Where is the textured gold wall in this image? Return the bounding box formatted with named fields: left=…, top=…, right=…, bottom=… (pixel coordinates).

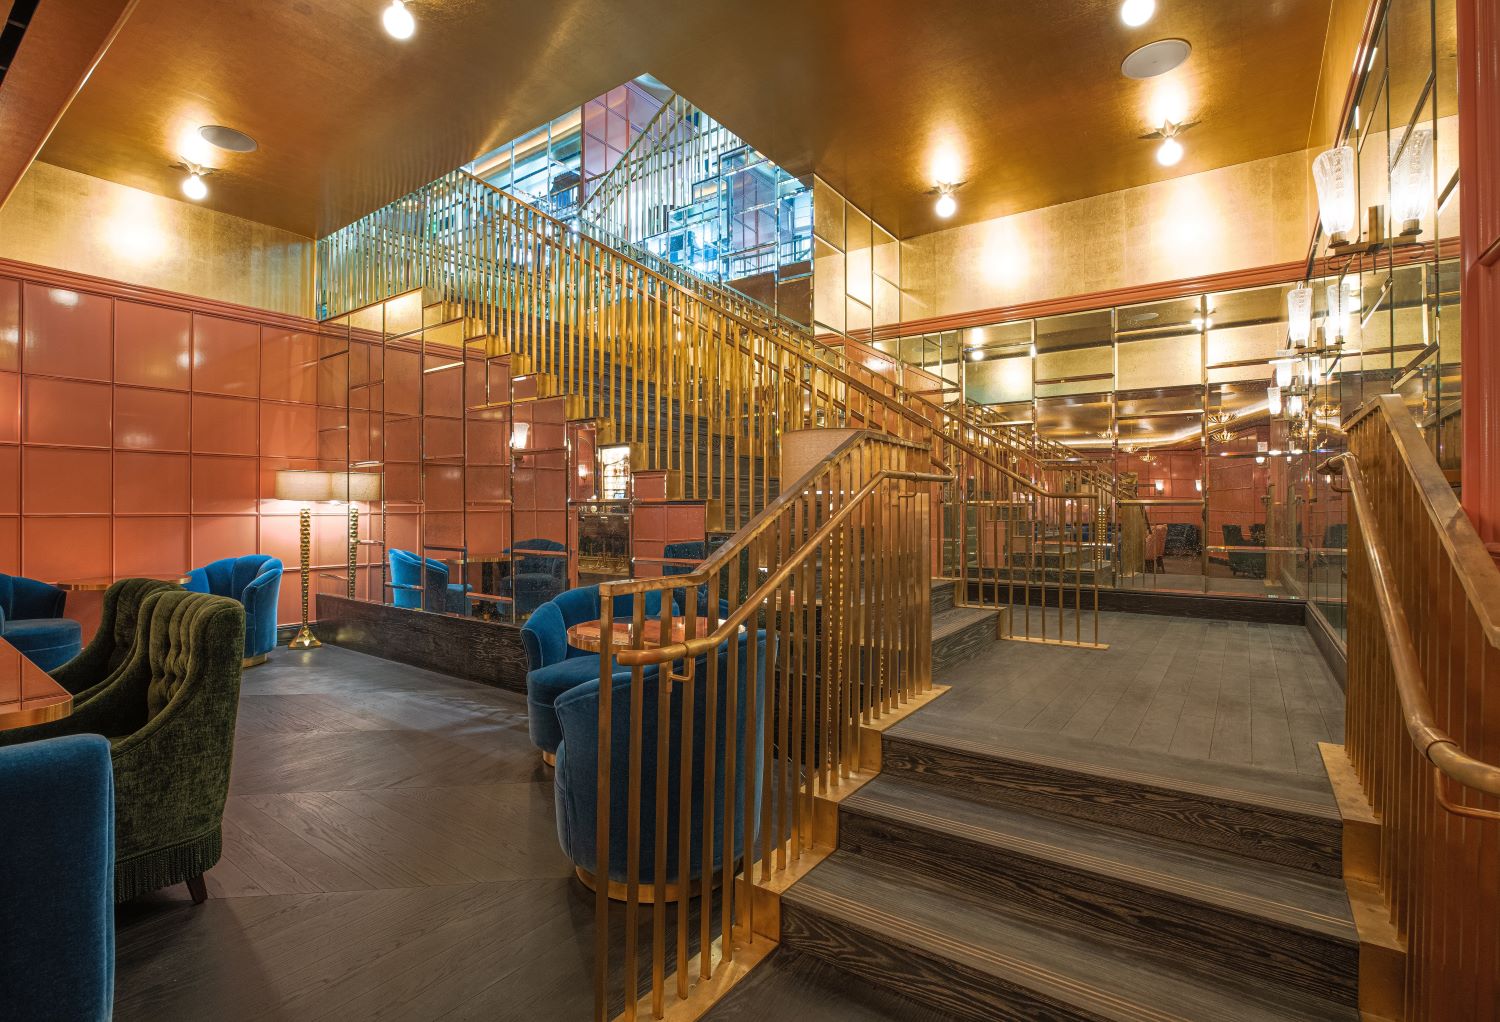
left=899, top=149, right=1313, bottom=323
left=0, top=161, right=314, bottom=317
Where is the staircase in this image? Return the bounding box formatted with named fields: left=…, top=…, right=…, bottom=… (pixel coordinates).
left=707, top=708, right=1360, bottom=1022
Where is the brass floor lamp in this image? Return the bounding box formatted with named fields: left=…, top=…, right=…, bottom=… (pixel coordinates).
left=274, top=469, right=331, bottom=650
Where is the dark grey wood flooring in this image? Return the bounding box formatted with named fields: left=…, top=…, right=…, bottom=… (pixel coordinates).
left=113, top=645, right=594, bottom=1021
left=926, top=610, right=1344, bottom=778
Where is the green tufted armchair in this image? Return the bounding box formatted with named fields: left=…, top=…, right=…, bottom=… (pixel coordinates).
left=0, top=589, right=245, bottom=903
left=51, top=578, right=181, bottom=700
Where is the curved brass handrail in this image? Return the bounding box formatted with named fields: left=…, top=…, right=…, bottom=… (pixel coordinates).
left=1319, top=448, right=1500, bottom=808
left=610, top=464, right=953, bottom=668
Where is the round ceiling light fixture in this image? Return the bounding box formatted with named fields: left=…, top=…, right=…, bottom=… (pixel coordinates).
left=1120, top=0, right=1155, bottom=27
left=382, top=0, right=415, bottom=39
left=930, top=180, right=963, bottom=219
left=1121, top=38, right=1192, bottom=79
left=181, top=170, right=209, bottom=201
left=1156, top=136, right=1183, bottom=166
left=198, top=124, right=258, bottom=153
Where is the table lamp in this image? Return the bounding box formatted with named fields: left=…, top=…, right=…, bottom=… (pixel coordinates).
left=274, top=469, right=332, bottom=650
left=330, top=471, right=382, bottom=600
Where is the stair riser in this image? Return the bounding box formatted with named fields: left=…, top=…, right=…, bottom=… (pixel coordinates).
left=930, top=581, right=955, bottom=616
left=880, top=736, right=1342, bottom=878
left=780, top=902, right=1110, bottom=1022
left=838, top=808, right=1358, bottom=1007
left=931, top=615, right=995, bottom=673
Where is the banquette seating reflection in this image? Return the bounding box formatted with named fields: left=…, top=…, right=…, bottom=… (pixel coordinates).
left=0, top=734, right=115, bottom=1020
left=0, top=573, right=82, bottom=672
left=184, top=555, right=282, bottom=663
left=552, top=628, right=770, bottom=895
left=0, top=589, right=246, bottom=903
left=521, top=585, right=666, bottom=764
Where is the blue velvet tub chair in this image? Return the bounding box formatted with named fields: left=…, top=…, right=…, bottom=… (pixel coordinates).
left=0, top=734, right=115, bottom=1020
left=185, top=555, right=282, bottom=664
left=522, top=585, right=666, bottom=764
left=0, top=573, right=82, bottom=671
left=389, top=548, right=470, bottom=615
left=497, top=538, right=568, bottom=617
left=553, top=629, right=769, bottom=893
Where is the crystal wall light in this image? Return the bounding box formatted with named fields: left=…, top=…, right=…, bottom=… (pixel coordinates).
left=1312, top=146, right=1357, bottom=247
left=1390, top=126, right=1433, bottom=236
left=1287, top=286, right=1313, bottom=346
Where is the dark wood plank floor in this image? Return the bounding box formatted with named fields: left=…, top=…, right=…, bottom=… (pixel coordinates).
left=930, top=611, right=1344, bottom=777
left=113, top=645, right=597, bottom=1021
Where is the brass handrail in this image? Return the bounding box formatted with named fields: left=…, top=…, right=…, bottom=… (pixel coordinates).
left=1320, top=447, right=1500, bottom=806
left=614, top=465, right=952, bottom=667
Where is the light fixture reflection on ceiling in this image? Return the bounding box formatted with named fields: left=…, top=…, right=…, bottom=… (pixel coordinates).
left=382, top=0, right=415, bottom=39
left=1120, top=0, right=1155, bottom=27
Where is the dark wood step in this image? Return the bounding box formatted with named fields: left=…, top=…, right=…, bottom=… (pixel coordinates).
left=780, top=852, right=1357, bottom=1022
left=838, top=774, right=1358, bottom=1006
left=882, top=717, right=1343, bottom=877
left=930, top=578, right=955, bottom=616
left=700, top=948, right=957, bottom=1021
left=930, top=607, right=997, bottom=673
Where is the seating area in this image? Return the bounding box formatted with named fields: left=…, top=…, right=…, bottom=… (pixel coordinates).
left=1, top=574, right=82, bottom=672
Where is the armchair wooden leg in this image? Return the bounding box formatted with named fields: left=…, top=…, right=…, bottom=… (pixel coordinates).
left=186, top=874, right=208, bottom=905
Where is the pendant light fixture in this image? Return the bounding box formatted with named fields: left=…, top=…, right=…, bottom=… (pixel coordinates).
left=382, top=0, right=415, bottom=39
left=1311, top=146, right=1357, bottom=247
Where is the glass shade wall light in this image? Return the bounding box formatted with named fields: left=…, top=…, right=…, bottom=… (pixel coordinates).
left=1312, top=146, right=1358, bottom=247
left=1390, top=126, right=1434, bottom=236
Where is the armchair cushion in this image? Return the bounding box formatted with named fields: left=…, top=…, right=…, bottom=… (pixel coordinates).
left=389, top=549, right=470, bottom=615
left=526, top=657, right=631, bottom=754
left=0, top=734, right=114, bottom=1021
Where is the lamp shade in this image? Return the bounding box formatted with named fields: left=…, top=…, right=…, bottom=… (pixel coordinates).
left=1267, top=385, right=1283, bottom=416
left=1324, top=282, right=1348, bottom=342
left=1286, top=287, right=1313, bottom=346
left=274, top=469, right=332, bottom=503
left=1311, top=146, right=1357, bottom=243
left=1390, top=126, right=1433, bottom=232
left=332, top=471, right=382, bottom=502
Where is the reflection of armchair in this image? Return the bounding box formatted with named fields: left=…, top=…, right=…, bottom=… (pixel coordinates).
left=1145, top=524, right=1167, bottom=573
left=0, top=574, right=81, bottom=672
left=1162, top=523, right=1201, bottom=559
left=498, top=539, right=568, bottom=617
left=1222, top=525, right=1266, bottom=579
left=553, top=630, right=769, bottom=891
left=389, top=549, right=470, bottom=615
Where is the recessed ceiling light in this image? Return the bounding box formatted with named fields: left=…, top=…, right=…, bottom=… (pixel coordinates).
left=383, top=0, right=415, bottom=39
left=1122, top=38, right=1192, bottom=79
left=1120, top=0, right=1155, bottom=27
left=198, top=124, right=258, bottom=153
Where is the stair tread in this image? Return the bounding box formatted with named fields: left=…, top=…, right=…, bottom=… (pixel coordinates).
left=844, top=774, right=1355, bottom=940
left=929, top=606, right=997, bottom=641
left=787, top=852, right=1357, bottom=1022
left=702, top=948, right=959, bottom=1021
left=888, top=715, right=1339, bottom=818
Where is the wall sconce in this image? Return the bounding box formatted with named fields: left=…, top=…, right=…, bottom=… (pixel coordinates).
left=1390, top=126, right=1433, bottom=237
left=1270, top=351, right=1297, bottom=388
left=273, top=469, right=333, bottom=650
left=1154, top=479, right=1165, bottom=493
left=1267, top=385, right=1283, bottom=415
left=1312, top=146, right=1357, bottom=247
left=1195, top=479, right=1203, bottom=492
left=1324, top=282, right=1349, bottom=342
left=1286, top=287, right=1313, bottom=346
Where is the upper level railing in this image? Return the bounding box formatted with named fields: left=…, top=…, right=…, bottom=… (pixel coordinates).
left=587, top=430, right=946, bottom=1019
left=1321, top=394, right=1500, bottom=1022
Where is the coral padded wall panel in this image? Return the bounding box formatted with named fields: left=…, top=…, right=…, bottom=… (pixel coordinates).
left=0, top=258, right=328, bottom=640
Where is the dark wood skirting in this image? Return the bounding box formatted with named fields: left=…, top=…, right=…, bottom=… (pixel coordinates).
left=1304, top=603, right=1348, bottom=692
left=313, top=594, right=528, bottom=693
left=964, top=582, right=1305, bottom=625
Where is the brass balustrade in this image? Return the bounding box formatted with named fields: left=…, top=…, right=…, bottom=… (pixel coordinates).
left=590, top=430, right=946, bottom=1020
left=1321, top=394, right=1500, bottom=1021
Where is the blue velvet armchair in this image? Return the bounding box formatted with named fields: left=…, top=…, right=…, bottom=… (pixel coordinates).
left=498, top=538, right=568, bottom=617
left=552, top=629, right=769, bottom=890
left=0, top=573, right=82, bottom=671
left=389, top=548, right=470, bottom=615
left=185, top=555, right=282, bottom=662
left=522, top=585, right=666, bottom=762
left=0, top=734, right=114, bottom=1020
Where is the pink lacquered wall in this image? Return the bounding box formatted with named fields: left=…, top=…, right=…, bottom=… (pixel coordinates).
left=0, top=259, right=334, bottom=640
